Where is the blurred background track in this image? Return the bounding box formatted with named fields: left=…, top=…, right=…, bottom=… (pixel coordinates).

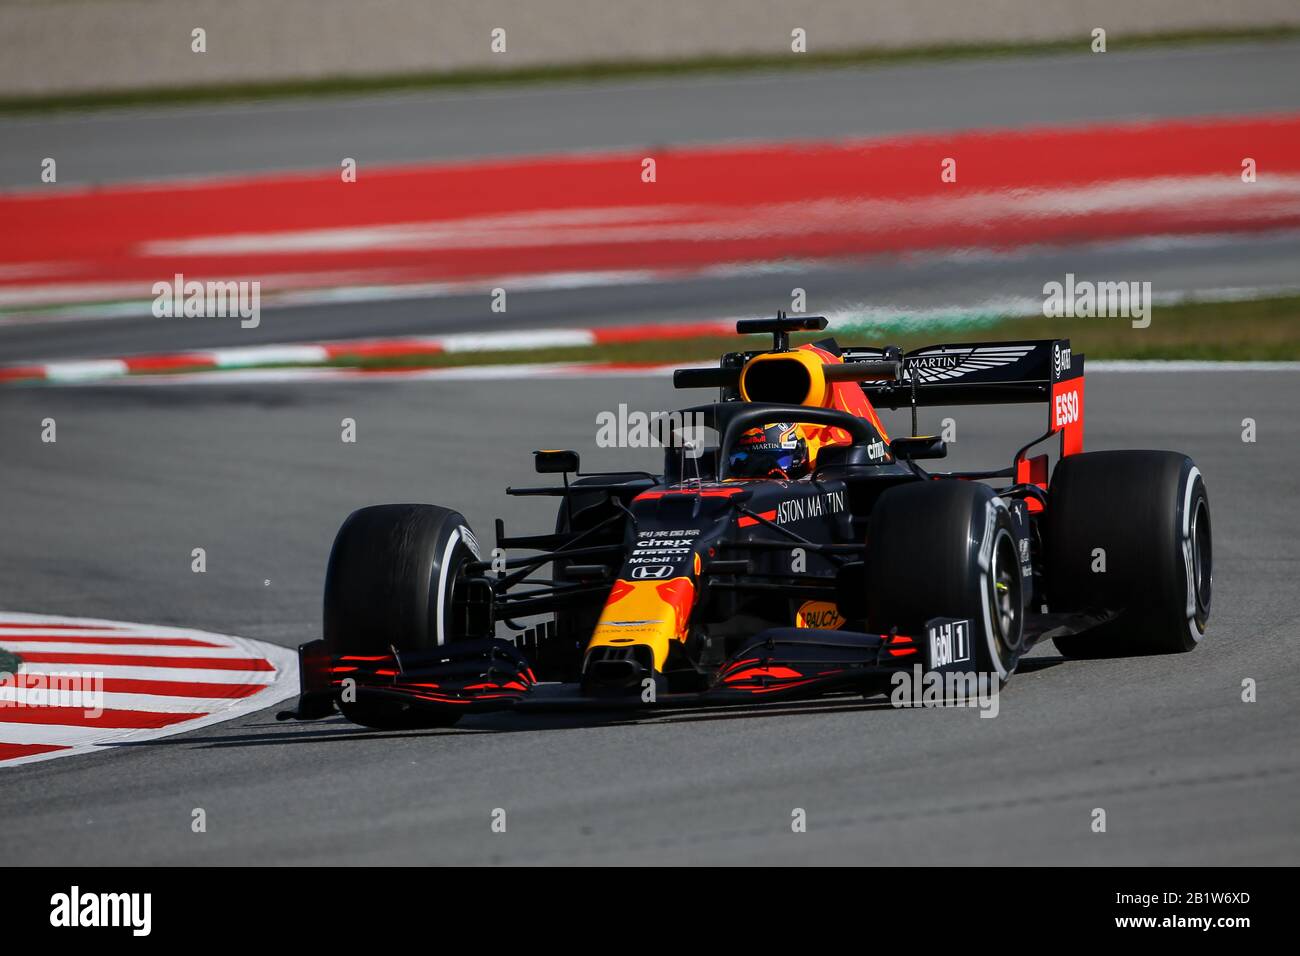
left=4, top=41, right=1300, bottom=184
left=5, top=1, right=1298, bottom=98
left=1, top=42, right=1299, bottom=362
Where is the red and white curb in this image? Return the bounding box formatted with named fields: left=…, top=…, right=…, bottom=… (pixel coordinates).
left=6, top=281, right=1300, bottom=387
left=100, top=360, right=685, bottom=385
left=0, top=318, right=740, bottom=384
left=0, top=611, right=298, bottom=768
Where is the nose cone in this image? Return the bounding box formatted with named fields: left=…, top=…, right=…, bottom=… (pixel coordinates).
left=583, top=577, right=697, bottom=681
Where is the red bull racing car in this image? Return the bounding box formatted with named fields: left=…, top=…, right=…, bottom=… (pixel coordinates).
left=280, top=314, right=1212, bottom=728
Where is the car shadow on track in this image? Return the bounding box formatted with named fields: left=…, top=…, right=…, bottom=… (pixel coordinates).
left=1016, top=656, right=1069, bottom=674
left=108, top=656, right=1072, bottom=752
left=106, top=696, right=916, bottom=751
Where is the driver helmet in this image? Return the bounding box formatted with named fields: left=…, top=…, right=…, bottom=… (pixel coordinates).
left=728, top=422, right=810, bottom=480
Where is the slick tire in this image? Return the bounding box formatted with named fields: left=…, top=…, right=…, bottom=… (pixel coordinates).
left=324, top=503, right=481, bottom=728
left=867, top=481, right=1024, bottom=682
left=1047, top=451, right=1211, bottom=658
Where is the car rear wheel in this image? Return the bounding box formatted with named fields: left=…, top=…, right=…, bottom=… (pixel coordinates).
left=1047, top=451, right=1211, bottom=657
left=324, top=503, right=480, bottom=728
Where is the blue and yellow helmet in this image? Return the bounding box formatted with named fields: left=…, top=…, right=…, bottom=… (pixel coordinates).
left=728, top=423, right=810, bottom=480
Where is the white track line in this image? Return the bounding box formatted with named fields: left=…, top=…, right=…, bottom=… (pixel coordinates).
left=0, top=640, right=281, bottom=658
left=13, top=662, right=278, bottom=683
left=0, top=689, right=260, bottom=714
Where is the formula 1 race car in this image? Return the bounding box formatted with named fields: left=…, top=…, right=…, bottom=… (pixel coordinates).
left=281, top=314, right=1212, bottom=729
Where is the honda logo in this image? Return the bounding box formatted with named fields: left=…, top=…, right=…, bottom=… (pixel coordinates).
left=631, top=565, right=674, bottom=579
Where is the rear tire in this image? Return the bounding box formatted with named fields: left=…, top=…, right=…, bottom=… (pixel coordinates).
left=867, top=481, right=1024, bottom=681
left=324, top=504, right=480, bottom=728
left=1047, top=451, right=1211, bottom=657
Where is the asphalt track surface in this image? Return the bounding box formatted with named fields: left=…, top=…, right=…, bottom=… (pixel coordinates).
left=0, top=370, right=1296, bottom=865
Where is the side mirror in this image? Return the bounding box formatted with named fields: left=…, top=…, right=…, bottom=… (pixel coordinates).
left=890, top=436, right=947, bottom=461
left=533, top=449, right=580, bottom=474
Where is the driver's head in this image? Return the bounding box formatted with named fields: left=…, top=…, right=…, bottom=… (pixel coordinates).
left=728, top=423, right=810, bottom=480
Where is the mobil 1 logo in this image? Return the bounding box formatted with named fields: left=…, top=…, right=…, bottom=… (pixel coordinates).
left=926, top=618, right=972, bottom=670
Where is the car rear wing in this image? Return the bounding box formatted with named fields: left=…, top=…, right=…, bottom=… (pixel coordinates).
left=841, top=339, right=1084, bottom=456
left=838, top=339, right=1085, bottom=448
left=675, top=333, right=1084, bottom=458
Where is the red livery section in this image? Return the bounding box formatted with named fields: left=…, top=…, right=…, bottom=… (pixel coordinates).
left=1, top=114, right=1298, bottom=310
left=1051, top=375, right=1086, bottom=457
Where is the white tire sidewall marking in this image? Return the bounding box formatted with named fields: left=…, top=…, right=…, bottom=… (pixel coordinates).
left=978, top=499, right=1014, bottom=682
left=1182, top=466, right=1205, bottom=644
left=435, top=528, right=462, bottom=646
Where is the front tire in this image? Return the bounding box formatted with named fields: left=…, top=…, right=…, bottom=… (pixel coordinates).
left=867, top=481, right=1025, bottom=681
left=324, top=504, right=480, bottom=727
